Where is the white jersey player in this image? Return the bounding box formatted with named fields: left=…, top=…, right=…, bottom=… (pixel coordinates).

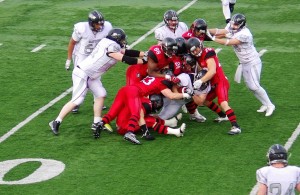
left=207, top=13, right=275, bottom=116
left=256, top=144, right=300, bottom=195
left=154, top=10, right=188, bottom=44
left=49, top=28, right=146, bottom=138
left=65, top=10, right=113, bottom=113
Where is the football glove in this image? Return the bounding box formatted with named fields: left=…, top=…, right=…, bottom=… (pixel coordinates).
left=193, top=79, right=203, bottom=89
left=65, top=59, right=71, bottom=70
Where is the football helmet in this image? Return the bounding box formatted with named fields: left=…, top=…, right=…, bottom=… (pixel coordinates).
left=186, top=37, right=203, bottom=57
left=88, top=10, right=105, bottom=32
left=266, top=144, right=288, bottom=166
left=195, top=69, right=209, bottom=91
left=230, top=13, right=246, bottom=32
left=160, top=68, right=174, bottom=76
left=163, top=10, right=179, bottom=30
left=191, top=18, right=207, bottom=34
left=149, top=94, right=163, bottom=113
left=106, top=28, right=127, bottom=48
left=161, top=37, right=178, bottom=58
left=183, top=54, right=196, bottom=69
left=175, top=37, right=187, bottom=56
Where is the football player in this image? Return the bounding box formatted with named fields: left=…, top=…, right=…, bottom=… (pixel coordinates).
left=182, top=18, right=212, bottom=41
left=65, top=10, right=113, bottom=113
left=49, top=28, right=146, bottom=137
left=186, top=37, right=241, bottom=135
left=207, top=13, right=275, bottom=116
left=154, top=10, right=188, bottom=44
left=99, top=75, right=192, bottom=144
left=256, top=144, right=300, bottom=194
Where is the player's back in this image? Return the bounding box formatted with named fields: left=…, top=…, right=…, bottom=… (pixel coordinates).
left=257, top=165, right=300, bottom=195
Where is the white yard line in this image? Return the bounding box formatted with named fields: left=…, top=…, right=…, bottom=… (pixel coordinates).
left=215, top=48, right=222, bottom=54
left=0, top=0, right=5, bottom=3
left=0, top=1, right=198, bottom=143
left=31, top=44, right=46, bottom=52
left=258, top=49, right=267, bottom=57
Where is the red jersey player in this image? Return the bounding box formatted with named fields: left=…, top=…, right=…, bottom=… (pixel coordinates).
left=182, top=18, right=212, bottom=41
left=98, top=76, right=192, bottom=144
left=186, top=37, right=241, bottom=135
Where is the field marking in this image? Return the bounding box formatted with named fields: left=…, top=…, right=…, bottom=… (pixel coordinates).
left=31, top=44, right=46, bottom=52
left=258, top=49, right=267, bottom=57
left=0, top=0, right=4, bottom=2
left=0, top=1, right=198, bottom=143
left=0, top=88, right=73, bottom=144
left=215, top=48, right=222, bottom=53
left=249, top=123, right=300, bottom=195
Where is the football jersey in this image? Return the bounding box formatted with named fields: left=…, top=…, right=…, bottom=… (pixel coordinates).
left=196, top=47, right=227, bottom=86
left=148, top=45, right=172, bottom=70
left=78, top=38, right=120, bottom=79
left=256, top=165, right=300, bottom=195
left=72, top=21, right=113, bottom=56
left=169, top=55, right=183, bottom=76
left=135, top=76, right=171, bottom=97
left=154, top=22, right=188, bottom=42
left=225, top=24, right=259, bottom=63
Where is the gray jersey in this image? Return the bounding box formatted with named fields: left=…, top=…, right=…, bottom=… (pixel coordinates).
left=155, top=22, right=188, bottom=42
left=72, top=21, right=113, bottom=57
left=256, top=165, right=300, bottom=195
left=78, top=38, right=120, bottom=79
left=225, top=24, right=259, bottom=63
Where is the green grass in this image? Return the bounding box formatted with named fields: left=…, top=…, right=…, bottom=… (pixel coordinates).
left=0, top=0, right=300, bottom=194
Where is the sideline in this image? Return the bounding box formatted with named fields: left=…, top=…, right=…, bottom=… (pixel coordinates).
left=0, top=0, right=198, bottom=144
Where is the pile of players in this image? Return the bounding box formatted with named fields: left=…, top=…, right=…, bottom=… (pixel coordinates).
left=49, top=9, right=275, bottom=145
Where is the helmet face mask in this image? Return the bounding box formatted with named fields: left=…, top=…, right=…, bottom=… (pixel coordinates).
left=88, top=10, right=105, bottom=32
left=266, top=144, right=288, bottom=166
left=187, top=38, right=203, bottom=57
left=183, top=54, right=196, bottom=71
left=192, top=19, right=207, bottom=36
left=229, top=13, right=246, bottom=33
left=161, top=37, right=178, bottom=58
left=106, top=28, right=127, bottom=48
left=149, top=94, right=163, bottom=113
left=163, top=10, right=179, bottom=30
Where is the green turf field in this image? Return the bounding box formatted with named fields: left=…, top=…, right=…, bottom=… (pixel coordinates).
left=0, top=0, right=300, bottom=194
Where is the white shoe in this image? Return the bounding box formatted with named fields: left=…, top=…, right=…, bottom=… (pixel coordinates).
left=227, top=126, right=241, bottom=135
left=181, top=105, right=188, bottom=113
left=214, top=116, right=229, bottom=123
left=265, top=105, right=275, bottom=117
left=164, top=113, right=183, bottom=127
left=168, top=123, right=186, bottom=137
left=190, top=110, right=206, bottom=123
left=257, top=105, right=267, bottom=113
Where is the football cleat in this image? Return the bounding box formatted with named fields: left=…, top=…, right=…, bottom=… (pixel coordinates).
left=141, top=129, right=155, bottom=141
left=49, top=120, right=60, bottom=135
left=124, top=132, right=141, bottom=145
left=72, top=105, right=80, bottom=113
left=102, top=105, right=107, bottom=110
left=214, top=116, right=229, bottom=123
left=257, top=105, right=267, bottom=113
left=91, top=122, right=103, bottom=139
left=189, top=110, right=206, bottom=123
left=176, top=123, right=186, bottom=137
left=265, top=105, right=275, bottom=117
left=227, top=126, right=241, bottom=135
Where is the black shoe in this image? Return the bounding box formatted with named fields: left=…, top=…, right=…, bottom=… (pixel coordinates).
left=102, top=106, right=107, bottom=110
left=91, top=122, right=103, bottom=139
left=141, top=130, right=155, bottom=141
left=49, top=120, right=60, bottom=135
left=229, top=3, right=235, bottom=13
left=124, top=132, right=141, bottom=144
left=226, top=18, right=231, bottom=24
left=72, top=105, right=79, bottom=113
